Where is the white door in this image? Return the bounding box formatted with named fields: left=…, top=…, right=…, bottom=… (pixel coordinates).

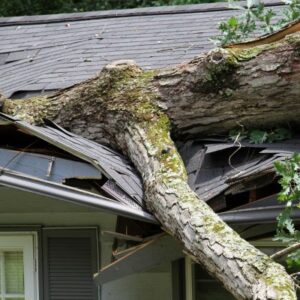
left=0, top=235, right=36, bottom=300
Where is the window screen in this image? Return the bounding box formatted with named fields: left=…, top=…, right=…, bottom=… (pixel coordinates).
left=0, top=251, right=24, bottom=300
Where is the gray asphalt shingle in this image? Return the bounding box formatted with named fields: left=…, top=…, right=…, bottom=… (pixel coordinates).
left=0, top=1, right=284, bottom=97
left=0, top=113, right=145, bottom=211
left=178, top=139, right=298, bottom=206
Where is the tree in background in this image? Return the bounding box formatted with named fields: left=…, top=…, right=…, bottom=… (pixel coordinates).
left=1, top=0, right=300, bottom=298
left=0, top=0, right=222, bottom=17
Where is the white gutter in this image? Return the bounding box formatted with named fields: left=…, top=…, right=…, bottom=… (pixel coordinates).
left=0, top=169, right=157, bottom=224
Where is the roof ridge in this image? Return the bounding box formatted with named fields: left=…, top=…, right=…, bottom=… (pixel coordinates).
left=0, top=0, right=284, bottom=27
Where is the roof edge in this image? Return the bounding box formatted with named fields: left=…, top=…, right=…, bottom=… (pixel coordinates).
left=0, top=169, right=158, bottom=224
left=0, top=0, right=284, bottom=27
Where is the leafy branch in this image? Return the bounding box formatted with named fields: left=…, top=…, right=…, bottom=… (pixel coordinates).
left=229, top=127, right=300, bottom=268
left=274, top=154, right=300, bottom=268
left=221, top=1, right=300, bottom=270
left=213, top=0, right=300, bottom=46
left=228, top=127, right=292, bottom=144
left=271, top=242, right=300, bottom=260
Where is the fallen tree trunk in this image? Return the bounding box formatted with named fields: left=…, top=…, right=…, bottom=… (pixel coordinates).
left=3, top=31, right=300, bottom=300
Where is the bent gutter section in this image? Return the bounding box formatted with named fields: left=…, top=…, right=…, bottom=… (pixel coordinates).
left=0, top=169, right=157, bottom=224
left=0, top=169, right=294, bottom=225
left=220, top=206, right=300, bottom=224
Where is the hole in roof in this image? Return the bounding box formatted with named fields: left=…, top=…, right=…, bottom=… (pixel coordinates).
left=11, top=90, right=56, bottom=99
left=0, top=124, right=82, bottom=161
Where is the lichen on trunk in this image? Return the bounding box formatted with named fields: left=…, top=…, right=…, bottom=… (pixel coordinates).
left=123, top=116, right=295, bottom=300
left=3, top=33, right=300, bottom=299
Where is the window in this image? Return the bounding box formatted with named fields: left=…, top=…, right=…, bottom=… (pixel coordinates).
left=172, top=257, right=235, bottom=300
left=193, top=264, right=234, bottom=300
left=0, top=235, right=37, bottom=300
left=183, top=239, right=300, bottom=300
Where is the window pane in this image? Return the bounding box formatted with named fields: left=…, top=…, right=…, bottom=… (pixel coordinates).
left=4, top=252, right=24, bottom=294
left=194, top=265, right=235, bottom=300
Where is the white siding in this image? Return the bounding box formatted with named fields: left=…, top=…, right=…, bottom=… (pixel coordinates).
left=102, top=272, right=172, bottom=300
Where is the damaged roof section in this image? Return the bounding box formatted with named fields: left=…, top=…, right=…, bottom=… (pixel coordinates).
left=0, top=113, right=153, bottom=222
left=0, top=148, right=101, bottom=183
left=178, top=138, right=300, bottom=212
left=0, top=111, right=299, bottom=224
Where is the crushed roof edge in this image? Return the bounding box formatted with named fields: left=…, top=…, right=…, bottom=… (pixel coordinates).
left=0, top=0, right=284, bottom=27
left=220, top=205, right=300, bottom=224
left=0, top=169, right=157, bottom=223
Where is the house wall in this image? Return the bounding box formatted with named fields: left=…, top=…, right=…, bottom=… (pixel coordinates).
left=0, top=187, right=173, bottom=300
left=102, top=272, right=172, bottom=300
left=0, top=211, right=116, bottom=266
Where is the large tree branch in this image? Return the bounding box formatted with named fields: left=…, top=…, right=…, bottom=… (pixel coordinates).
left=2, top=32, right=300, bottom=299
left=4, top=33, right=300, bottom=139
left=155, top=32, right=300, bottom=138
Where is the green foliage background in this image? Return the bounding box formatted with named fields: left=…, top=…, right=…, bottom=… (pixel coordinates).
left=0, top=0, right=222, bottom=17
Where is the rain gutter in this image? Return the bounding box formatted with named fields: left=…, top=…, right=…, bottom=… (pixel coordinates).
left=0, top=169, right=157, bottom=224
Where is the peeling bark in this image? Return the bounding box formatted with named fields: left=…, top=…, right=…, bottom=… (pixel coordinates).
left=3, top=33, right=300, bottom=299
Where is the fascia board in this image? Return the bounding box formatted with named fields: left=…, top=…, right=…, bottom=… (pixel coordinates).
left=0, top=169, right=157, bottom=224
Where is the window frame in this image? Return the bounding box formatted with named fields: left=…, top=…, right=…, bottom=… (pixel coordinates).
left=185, top=239, right=297, bottom=300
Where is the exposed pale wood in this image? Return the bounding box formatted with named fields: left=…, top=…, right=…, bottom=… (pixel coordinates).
left=101, top=230, right=143, bottom=242
left=271, top=243, right=300, bottom=260
left=95, top=233, right=183, bottom=284
left=226, top=19, right=300, bottom=49
left=112, top=243, right=144, bottom=260
left=99, top=233, right=167, bottom=260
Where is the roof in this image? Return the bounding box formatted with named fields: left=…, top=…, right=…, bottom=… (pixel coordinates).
left=1, top=112, right=300, bottom=225
left=0, top=1, right=298, bottom=226
left=0, top=112, right=155, bottom=222
left=0, top=1, right=284, bottom=97
left=179, top=140, right=286, bottom=203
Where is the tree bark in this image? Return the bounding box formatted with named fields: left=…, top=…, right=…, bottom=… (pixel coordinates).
left=2, top=32, right=300, bottom=300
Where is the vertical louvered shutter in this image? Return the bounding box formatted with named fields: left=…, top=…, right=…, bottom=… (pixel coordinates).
left=43, top=229, right=98, bottom=300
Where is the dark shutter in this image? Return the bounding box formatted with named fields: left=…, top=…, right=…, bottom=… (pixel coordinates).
left=43, top=229, right=98, bottom=300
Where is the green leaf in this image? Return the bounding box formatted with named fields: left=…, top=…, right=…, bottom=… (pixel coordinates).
left=268, top=128, right=292, bottom=143
left=295, top=231, right=300, bottom=242
left=286, top=249, right=300, bottom=268
left=249, top=129, right=268, bottom=144
left=285, top=218, right=295, bottom=235
left=228, top=16, right=238, bottom=27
